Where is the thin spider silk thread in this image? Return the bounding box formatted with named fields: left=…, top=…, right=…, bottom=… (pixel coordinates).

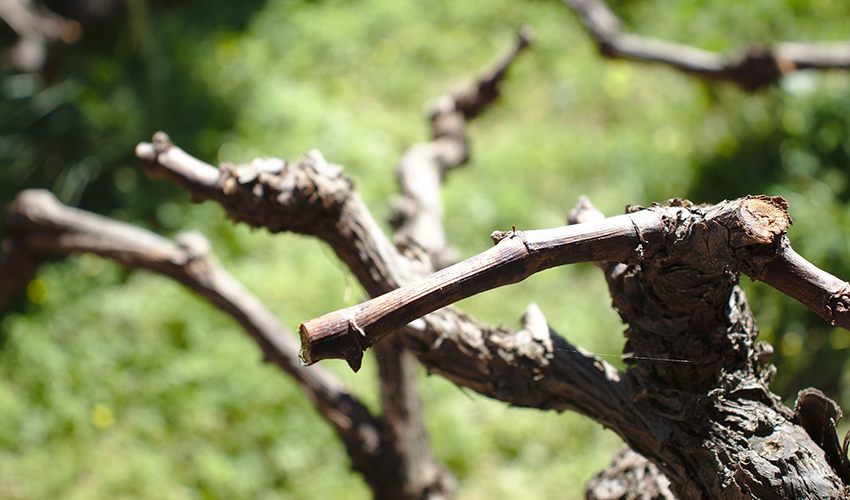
left=383, top=342, right=693, bottom=364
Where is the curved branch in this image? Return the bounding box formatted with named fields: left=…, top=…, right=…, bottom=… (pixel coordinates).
left=299, top=210, right=663, bottom=365
left=303, top=195, right=850, bottom=363
left=756, top=239, right=850, bottom=331
left=559, top=0, right=850, bottom=90
left=392, top=26, right=533, bottom=270
left=300, top=196, right=803, bottom=364
left=1, top=189, right=453, bottom=500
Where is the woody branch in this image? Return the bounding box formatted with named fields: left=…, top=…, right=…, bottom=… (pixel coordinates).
left=132, top=39, right=627, bottom=428
left=301, top=195, right=850, bottom=364
left=0, top=190, right=428, bottom=498
left=558, top=0, right=850, bottom=90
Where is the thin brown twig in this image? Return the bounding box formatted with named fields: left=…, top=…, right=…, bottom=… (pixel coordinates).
left=559, top=0, right=850, bottom=90
left=299, top=210, right=664, bottom=365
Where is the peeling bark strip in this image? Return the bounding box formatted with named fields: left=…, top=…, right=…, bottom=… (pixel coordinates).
left=558, top=0, right=850, bottom=90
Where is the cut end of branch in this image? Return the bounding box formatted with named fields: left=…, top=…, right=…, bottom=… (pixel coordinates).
left=135, top=142, right=156, bottom=162
left=298, top=322, right=318, bottom=366
left=299, top=316, right=367, bottom=372
left=736, top=195, right=792, bottom=246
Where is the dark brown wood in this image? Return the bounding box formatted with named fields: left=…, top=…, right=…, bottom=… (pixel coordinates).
left=9, top=11, right=850, bottom=497
left=300, top=195, right=850, bottom=498
left=558, top=0, right=850, bottom=90
left=585, top=447, right=676, bottom=500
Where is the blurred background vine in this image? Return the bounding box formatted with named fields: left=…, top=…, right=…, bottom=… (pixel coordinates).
left=2, top=0, right=850, bottom=498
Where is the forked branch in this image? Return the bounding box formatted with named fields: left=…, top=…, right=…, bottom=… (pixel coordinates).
left=133, top=110, right=625, bottom=426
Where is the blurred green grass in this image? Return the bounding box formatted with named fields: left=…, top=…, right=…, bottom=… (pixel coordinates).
left=3, top=0, right=850, bottom=498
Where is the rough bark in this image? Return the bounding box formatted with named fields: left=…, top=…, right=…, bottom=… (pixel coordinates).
left=134, top=133, right=628, bottom=419
left=303, top=196, right=850, bottom=499
left=586, top=447, right=676, bottom=500
left=132, top=124, right=850, bottom=498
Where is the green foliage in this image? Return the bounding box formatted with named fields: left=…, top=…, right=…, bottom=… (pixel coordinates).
left=690, top=75, right=850, bottom=403
left=3, top=0, right=850, bottom=498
